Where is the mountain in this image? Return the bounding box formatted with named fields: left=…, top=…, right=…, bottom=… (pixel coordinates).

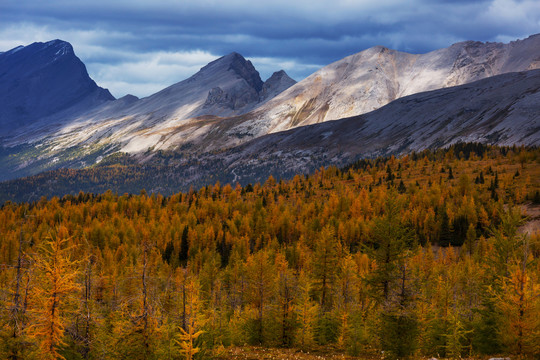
left=17, top=34, right=538, bottom=158
left=0, top=40, right=114, bottom=133
left=4, top=51, right=295, bottom=151
left=0, top=35, right=539, bottom=185
left=115, top=33, right=540, bottom=156
left=1, top=68, right=538, bottom=201
left=260, top=70, right=297, bottom=101
left=241, top=33, right=540, bottom=135
left=0, top=47, right=296, bottom=180
left=120, top=51, right=271, bottom=122
left=221, top=69, right=540, bottom=181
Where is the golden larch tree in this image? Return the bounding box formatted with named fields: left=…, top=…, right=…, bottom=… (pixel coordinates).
left=28, top=229, right=79, bottom=360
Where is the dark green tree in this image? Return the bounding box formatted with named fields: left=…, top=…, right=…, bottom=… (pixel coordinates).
left=179, top=226, right=189, bottom=266
left=366, top=195, right=416, bottom=301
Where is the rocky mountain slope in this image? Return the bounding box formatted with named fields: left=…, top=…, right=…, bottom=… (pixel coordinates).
left=237, top=33, right=540, bottom=137
left=19, top=34, right=538, bottom=159
left=111, top=32, right=540, bottom=157
left=2, top=68, right=538, bottom=201
left=1, top=35, right=539, bottom=185
left=0, top=46, right=295, bottom=180
left=221, top=69, right=540, bottom=182
left=3, top=51, right=295, bottom=149
left=0, top=40, right=114, bottom=133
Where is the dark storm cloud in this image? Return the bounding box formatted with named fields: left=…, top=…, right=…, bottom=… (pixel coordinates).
left=1, top=0, right=538, bottom=97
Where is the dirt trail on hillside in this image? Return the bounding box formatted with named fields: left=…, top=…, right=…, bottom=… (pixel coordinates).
left=520, top=203, right=540, bottom=236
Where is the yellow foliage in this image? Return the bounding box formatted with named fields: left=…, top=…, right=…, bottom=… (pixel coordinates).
left=27, top=233, right=79, bottom=360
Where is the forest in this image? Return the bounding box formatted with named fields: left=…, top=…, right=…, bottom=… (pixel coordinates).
left=0, top=144, right=539, bottom=359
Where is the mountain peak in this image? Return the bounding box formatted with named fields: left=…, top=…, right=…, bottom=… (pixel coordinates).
left=0, top=39, right=113, bottom=132
left=2, top=39, right=74, bottom=57
left=27, top=39, right=75, bottom=58
left=198, top=52, right=263, bottom=93
left=46, top=39, right=74, bottom=51
left=201, top=51, right=247, bottom=69
left=267, top=70, right=293, bottom=80
left=260, top=70, right=296, bottom=101
left=223, top=51, right=244, bottom=60
left=222, top=52, right=264, bottom=93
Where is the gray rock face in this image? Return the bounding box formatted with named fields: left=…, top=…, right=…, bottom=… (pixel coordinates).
left=225, top=52, right=264, bottom=93
left=201, top=57, right=296, bottom=112
left=218, top=69, right=540, bottom=182
left=250, top=34, right=540, bottom=134
left=260, top=70, right=297, bottom=101
left=198, top=52, right=263, bottom=113
left=0, top=40, right=114, bottom=133
left=1, top=35, right=539, bottom=184
left=0, top=45, right=297, bottom=162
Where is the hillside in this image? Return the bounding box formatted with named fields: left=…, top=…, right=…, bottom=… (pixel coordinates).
left=0, top=145, right=538, bottom=359
left=2, top=69, right=538, bottom=201
left=251, top=33, right=540, bottom=133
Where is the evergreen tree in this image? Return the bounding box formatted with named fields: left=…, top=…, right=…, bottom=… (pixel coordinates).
left=179, top=226, right=189, bottom=266
left=245, top=250, right=275, bottom=345
left=397, top=180, right=407, bottom=194
left=366, top=195, right=416, bottom=302
left=379, top=264, right=419, bottom=359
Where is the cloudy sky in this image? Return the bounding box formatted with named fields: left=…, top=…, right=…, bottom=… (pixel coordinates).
left=1, top=0, right=539, bottom=98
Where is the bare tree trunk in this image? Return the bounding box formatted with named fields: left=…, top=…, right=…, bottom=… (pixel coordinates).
left=142, top=242, right=149, bottom=357
left=8, top=228, right=27, bottom=360
left=11, top=229, right=24, bottom=338
left=517, top=236, right=529, bottom=355
left=82, top=257, right=92, bottom=359
left=182, top=281, right=187, bottom=331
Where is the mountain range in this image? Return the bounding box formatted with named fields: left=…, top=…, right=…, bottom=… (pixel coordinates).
left=0, top=34, right=539, bottom=198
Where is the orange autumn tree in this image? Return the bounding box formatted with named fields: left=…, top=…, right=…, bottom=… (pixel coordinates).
left=0, top=144, right=537, bottom=358
left=28, top=227, right=79, bottom=360
left=174, top=276, right=204, bottom=360
left=495, top=236, right=540, bottom=357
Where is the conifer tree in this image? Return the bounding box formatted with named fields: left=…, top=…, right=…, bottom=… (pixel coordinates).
left=494, top=236, right=540, bottom=357
left=245, top=250, right=276, bottom=345
left=175, top=326, right=203, bottom=360
left=295, top=272, right=318, bottom=349
left=312, top=225, right=339, bottom=311
left=379, top=263, right=419, bottom=360
left=366, top=195, right=415, bottom=302
left=275, top=252, right=297, bottom=347
left=179, top=226, right=189, bottom=267
left=174, top=277, right=204, bottom=360
left=28, top=230, right=79, bottom=360
left=2, top=226, right=32, bottom=360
